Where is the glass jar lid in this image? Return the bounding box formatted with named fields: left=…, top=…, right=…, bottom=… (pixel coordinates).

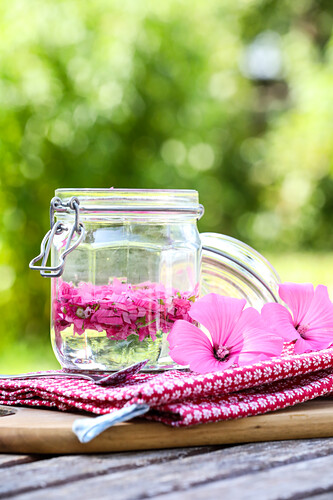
left=200, top=232, right=280, bottom=309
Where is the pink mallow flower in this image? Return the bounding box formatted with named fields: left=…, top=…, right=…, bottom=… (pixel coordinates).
left=167, top=293, right=283, bottom=373
left=262, top=282, right=333, bottom=354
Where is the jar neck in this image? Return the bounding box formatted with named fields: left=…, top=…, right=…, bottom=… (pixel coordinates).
left=56, top=212, right=200, bottom=224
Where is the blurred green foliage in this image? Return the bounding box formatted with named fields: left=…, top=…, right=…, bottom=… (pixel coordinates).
left=1, top=0, right=333, bottom=369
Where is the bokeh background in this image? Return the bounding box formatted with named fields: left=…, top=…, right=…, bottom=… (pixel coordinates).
left=1, top=0, right=333, bottom=371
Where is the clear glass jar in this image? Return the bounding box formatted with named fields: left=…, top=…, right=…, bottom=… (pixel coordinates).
left=49, top=189, right=202, bottom=371
left=200, top=232, right=280, bottom=309
left=30, top=188, right=281, bottom=373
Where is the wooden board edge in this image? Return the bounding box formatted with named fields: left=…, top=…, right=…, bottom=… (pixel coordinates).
left=0, top=400, right=332, bottom=454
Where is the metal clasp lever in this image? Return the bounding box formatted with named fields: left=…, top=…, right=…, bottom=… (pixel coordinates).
left=29, top=196, right=85, bottom=278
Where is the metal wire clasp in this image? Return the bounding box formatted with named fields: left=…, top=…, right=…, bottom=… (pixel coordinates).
left=29, top=196, right=85, bottom=278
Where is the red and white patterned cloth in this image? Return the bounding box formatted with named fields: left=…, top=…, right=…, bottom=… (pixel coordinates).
left=1, top=347, right=333, bottom=427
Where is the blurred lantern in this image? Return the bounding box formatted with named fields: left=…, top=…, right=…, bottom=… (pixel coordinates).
left=240, top=31, right=283, bottom=82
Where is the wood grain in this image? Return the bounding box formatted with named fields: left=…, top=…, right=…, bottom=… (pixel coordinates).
left=0, top=447, right=214, bottom=498
left=7, top=439, right=333, bottom=500
left=152, top=454, right=333, bottom=500
left=0, top=455, right=39, bottom=468
left=310, top=495, right=333, bottom=500
left=0, top=398, right=333, bottom=454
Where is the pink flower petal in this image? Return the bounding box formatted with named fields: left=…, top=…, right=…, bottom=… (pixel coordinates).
left=168, top=320, right=237, bottom=373
left=167, top=320, right=213, bottom=365
left=231, top=307, right=283, bottom=365
left=293, top=337, right=314, bottom=354
left=229, top=307, right=264, bottom=354
left=239, top=331, right=284, bottom=365
left=190, top=354, right=236, bottom=373
left=302, top=285, right=333, bottom=341
left=56, top=278, right=199, bottom=342
left=189, top=293, right=246, bottom=347
left=261, top=303, right=298, bottom=341
left=278, top=282, right=314, bottom=325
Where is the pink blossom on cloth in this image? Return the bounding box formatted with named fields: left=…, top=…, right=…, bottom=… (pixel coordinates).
left=262, top=283, right=333, bottom=354
left=167, top=294, right=284, bottom=373
left=1, top=347, right=333, bottom=427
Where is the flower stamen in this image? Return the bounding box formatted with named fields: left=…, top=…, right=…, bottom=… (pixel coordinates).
left=214, top=345, right=230, bottom=362
left=295, top=323, right=309, bottom=338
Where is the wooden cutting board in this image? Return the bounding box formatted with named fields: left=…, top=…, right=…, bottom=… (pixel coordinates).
left=0, top=398, right=333, bottom=454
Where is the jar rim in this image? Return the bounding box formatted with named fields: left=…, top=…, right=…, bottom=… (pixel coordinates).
left=56, top=188, right=198, bottom=194
left=55, top=188, right=203, bottom=218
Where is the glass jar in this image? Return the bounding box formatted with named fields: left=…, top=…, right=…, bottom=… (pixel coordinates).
left=35, top=189, right=202, bottom=371
left=30, top=188, right=281, bottom=373
left=200, top=232, right=280, bottom=309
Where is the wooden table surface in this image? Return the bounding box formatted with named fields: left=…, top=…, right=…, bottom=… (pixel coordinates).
left=1, top=439, right=333, bottom=500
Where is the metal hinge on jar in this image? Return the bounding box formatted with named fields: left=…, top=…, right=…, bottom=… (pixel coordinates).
left=29, top=196, right=85, bottom=278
